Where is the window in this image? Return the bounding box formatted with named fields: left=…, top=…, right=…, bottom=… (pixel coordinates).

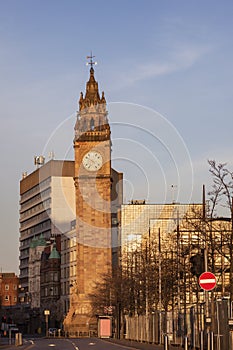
left=83, top=119, right=87, bottom=131
left=90, top=118, right=94, bottom=130
left=4, top=295, right=9, bottom=301
left=66, top=282, right=69, bottom=294
left=5, top=285, right=9, bottom=291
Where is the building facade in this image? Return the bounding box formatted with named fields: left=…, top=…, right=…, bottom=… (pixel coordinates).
left=0, top=273, right=19, bottom=307
left=120, top=202, right=203, bottom=306
left=120, top=201, right=232, bottom=312
left=19, top=160, right=75, bottom=301
left=28, top=235, right=47, bottom=308
left=40, top=237, right=61, bottom=308
left=60, top=220, right=77, bottom=317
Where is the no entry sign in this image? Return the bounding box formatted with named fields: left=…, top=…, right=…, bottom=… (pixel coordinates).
left=199, top=271, right=216, bottom=291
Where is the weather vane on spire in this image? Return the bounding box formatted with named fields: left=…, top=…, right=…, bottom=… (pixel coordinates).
left=86, top=52, right=97, bottom=68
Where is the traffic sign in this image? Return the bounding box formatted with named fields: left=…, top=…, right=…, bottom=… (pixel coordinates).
left=199, top=271, right=216, bottom=291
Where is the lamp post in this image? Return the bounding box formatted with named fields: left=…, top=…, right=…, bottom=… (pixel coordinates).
left=44, top=310, right=50, bottom=337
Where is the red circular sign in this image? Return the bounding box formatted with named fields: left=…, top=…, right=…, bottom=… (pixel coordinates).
left=199, top=272, right=216, bottom=291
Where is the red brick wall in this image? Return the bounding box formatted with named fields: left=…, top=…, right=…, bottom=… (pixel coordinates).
left=0, top=273, right=19, bottom=306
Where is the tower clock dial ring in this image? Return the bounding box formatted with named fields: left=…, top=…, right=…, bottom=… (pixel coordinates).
left=82, top=151, right=103, bottom=171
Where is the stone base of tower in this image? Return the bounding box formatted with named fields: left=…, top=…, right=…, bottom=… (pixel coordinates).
left=63, top=297, right=98, bottom=337
left=63, top=312, right=97, bottom=337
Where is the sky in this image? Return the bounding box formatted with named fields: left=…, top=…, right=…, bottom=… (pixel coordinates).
left=1, top=0, right=233, bottom=273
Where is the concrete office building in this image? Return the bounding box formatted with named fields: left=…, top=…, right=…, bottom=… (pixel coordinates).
left=19, top=160, right=75, bottom=300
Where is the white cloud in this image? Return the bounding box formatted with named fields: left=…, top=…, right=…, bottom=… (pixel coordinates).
left=110, top=45, right=211, bottom=89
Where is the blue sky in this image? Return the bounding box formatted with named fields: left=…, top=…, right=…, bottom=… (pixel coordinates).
left=1, top=0, right=233, bottom=272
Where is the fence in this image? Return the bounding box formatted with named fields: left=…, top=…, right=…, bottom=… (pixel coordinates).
left=123, top=300, right=231, bottom=349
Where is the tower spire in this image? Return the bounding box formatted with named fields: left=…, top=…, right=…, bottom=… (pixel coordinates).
left=74, top=56, right=109, bottom=142
left=78, top=54, right=106, bottom=112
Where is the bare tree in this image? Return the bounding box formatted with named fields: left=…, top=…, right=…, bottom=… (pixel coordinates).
left=208, top=160, right=233, bottom=299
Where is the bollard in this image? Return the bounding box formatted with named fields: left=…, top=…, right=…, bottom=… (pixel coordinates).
left=207, top=332, right=214, bottom=350
left=15, top=333, right=23, bottom=347
left=164, top=334, right=169, bottom=350
left=200, top=330, right=204, bottom=350
left=207, top=331, right=214, bottom=350
left=207, top=331, right=210, bottom=350
left=210, top=331, right=214, bottom=350
left=230, top=331, right=233, bottom=350
left=15, top=333, right=18, bottom=346
left=184, top=336, right=188, bottom=350
left=18, top=333, right=22, bottom=346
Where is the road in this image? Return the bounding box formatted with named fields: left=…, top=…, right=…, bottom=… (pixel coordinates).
left=1, top=336, right=182, bottom=350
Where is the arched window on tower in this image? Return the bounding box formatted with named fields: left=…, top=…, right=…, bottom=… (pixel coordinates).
left=82, top=119, right=87, bottom=132
left=98, top=117, right=102, bottom=130
left=90, top=118, right=95, bottom=131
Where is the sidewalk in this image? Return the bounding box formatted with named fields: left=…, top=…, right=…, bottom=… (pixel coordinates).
left=0, top=344, right=33, bottom=350
left=0, top=339, right=33, bottom=350
left=106, top=338, right=183, bottom=350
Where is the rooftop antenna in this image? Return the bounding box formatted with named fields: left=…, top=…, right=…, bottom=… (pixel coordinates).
left=86, top=52, right=97, bottom=68
left=48, top=151, right=55, bottom=160
left=171, top=184, right=177, bottom=203
left=34, top=155, right=45, bottom=169
left=202, top=184, right=206, bottom=220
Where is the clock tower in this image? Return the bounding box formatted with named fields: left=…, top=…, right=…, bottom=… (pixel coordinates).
left=72, top=62, right=112, bottom=333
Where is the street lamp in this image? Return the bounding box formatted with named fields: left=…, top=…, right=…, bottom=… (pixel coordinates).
left=44, top=310, right=50, bottom=337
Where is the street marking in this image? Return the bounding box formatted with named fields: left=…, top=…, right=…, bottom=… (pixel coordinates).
left=65, top=338, right=79, bottom=350
left=23, top=345, right=35, bottom=350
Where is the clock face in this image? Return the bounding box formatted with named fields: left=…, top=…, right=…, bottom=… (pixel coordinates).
left=82, top=151, right=103, bottom=171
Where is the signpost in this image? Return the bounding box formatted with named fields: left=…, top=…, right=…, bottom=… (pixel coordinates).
left=199, top=271, right=216, bottom=291
left=199, top=272, right=216, bottom=349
